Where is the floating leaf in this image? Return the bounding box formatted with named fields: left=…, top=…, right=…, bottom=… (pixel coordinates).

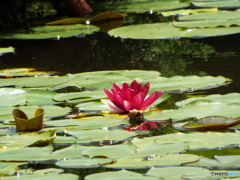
left=159, top=8, right=218, bottom=16
left=92, top=0, right=190, bottom=13
left=192, top=0, right=240, bottom=9
left=146, top=167, right=211, bottom=180
left=0, top=24, right=99, bottom=40
left=176, top=93, right=240, bottom=107
left=85, top=169, right=160, bottom=180
left=56, top=157, right=114, bottom=168
left=53, top=90, right=106, bottom=103
left=173, top=19, right=240, bottom=28
left=13, top=108, right=44, bottom=131
left=0, top=164, right=32, bottom=176
left=64, top=129, right=138, bottom=143
left=173, top=115, right=240, bottom=131
left=186, top=155, right=240, bottom=169
left=0, top=68, right=56, bottom=77
left=0, top=47, right=14, bottom=55
left=0, top=145, right=53, bottom=161
left=178, top=11, right=240, bottom=21
left=0, top=88, right=58, bottom=107
left=33, top=168, right=64, bottom=175
left=108, top=22, right=240, bottom=39
left=39, top=143, right=85, bottom=161
left=145, top=101, right=240, bottom=121
left=0, top=130, right=55, bottom=151
left=131, top=132, right=240, bottom=150
left=103, top=154, right=199, bottom=169
left=82, top=141, right=136, bottom=158
left=45, top=117, right=128, bottom=129
left=82, top=140, right=188, bottom=159
left=76, top=101, right=111, bottom=111
left=0, top=173, right=79, bottom=180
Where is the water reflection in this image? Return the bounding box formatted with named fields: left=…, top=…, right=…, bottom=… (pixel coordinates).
left=0, top=32, right=213, bottom=76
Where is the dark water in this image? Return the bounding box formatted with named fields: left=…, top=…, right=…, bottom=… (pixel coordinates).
left=0, top=32, right=239, bottom=94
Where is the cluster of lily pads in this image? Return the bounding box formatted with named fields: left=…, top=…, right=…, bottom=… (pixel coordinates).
left=0, top=0, right=240, bottom=39
left=0, top=67, right=239, bottom=179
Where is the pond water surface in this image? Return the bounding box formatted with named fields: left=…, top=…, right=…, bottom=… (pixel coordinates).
left=0, top=16, right=240, bottom=179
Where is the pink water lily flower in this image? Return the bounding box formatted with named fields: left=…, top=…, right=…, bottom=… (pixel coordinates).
left=101, top=80, right=164, bottom=113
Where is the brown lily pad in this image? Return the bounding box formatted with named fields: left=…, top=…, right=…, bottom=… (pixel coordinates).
left=13, top=108, right=44, bottom=131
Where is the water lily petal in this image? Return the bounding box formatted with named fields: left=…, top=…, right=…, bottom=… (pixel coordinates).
left=122, top=82, right=130, bottom=93
left=141, top=82, right=150, bottom=94
left=112, top=83, right=121, bottom=92
left=103, top=89, right=114, bottom=101
left=123, top=100, right=133, bottom=111
left=141, top=91, right=164, bottom=109
left=124, top=88, right=134, bottom=101
left=100, top=99, right=125, bottom=113
left=130, top=80, right=139, bottom=89
left=141, top=88, right=148, bottom=99
left=132, top=94, right=144, bottom=109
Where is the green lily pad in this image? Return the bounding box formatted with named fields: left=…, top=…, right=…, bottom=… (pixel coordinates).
left=187, top=155, right=240, bottom=169
left=45, top=117, right=128, bottom=129
left=0, top=88, right=58, bottom=107
left=176, top=93, right=240, bottom=107
left=76, top=101, right=111, bottom=111
left=39, top=143, right=85, bottom=160
left=145, top=101, right=240, bottom=121
left=173, top=19, right=240, bottom=28
left=52, top=90, right=106, bottom=103
left=178, top=10, right=240, bottom=21
left=131, top=132, right=240, bottom=150
left=146, top=167, right=211, bottom=180
left=0, top=163, right=33, bottom=176
left=0, top=145, right=53, bottom=161
left=108, top=22, right=240, bottom=39
left=159, top=8, right=218, bottom=16
left=173, top=116, right=240, bottom=131
left=56, top=157, right=114, bottom=168
left=103, top=154, right=199, bottom=169
left=26, top=90, right=58, bottom=106
left=0, top=88, right=26, bottom=106
left=92, top=0, right=190, bottom=13
left=64, top=129, right=138, bottom=143
left=33, top=168, right=64, bottom=175
left=82, top=140, right=188, bottom=159
left=0, top=68, right=56, bottom=77
left=0, top=47, right=14, bottom=55
left=0, top=75, right=69, bottom=89
left=85, top=169, right=161, bottom=180
left=192, top=0, right=240, bottom=9
left=0, top=173, right=79, bottom=180
left=0, top=130, right=55, bottom=151
left=0, top=24, right=99, bottom=40
left=0, top=162, right=25, bottom=169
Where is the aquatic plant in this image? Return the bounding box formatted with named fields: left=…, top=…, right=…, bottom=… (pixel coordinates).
left=101, top=80, right=164, bottom=113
